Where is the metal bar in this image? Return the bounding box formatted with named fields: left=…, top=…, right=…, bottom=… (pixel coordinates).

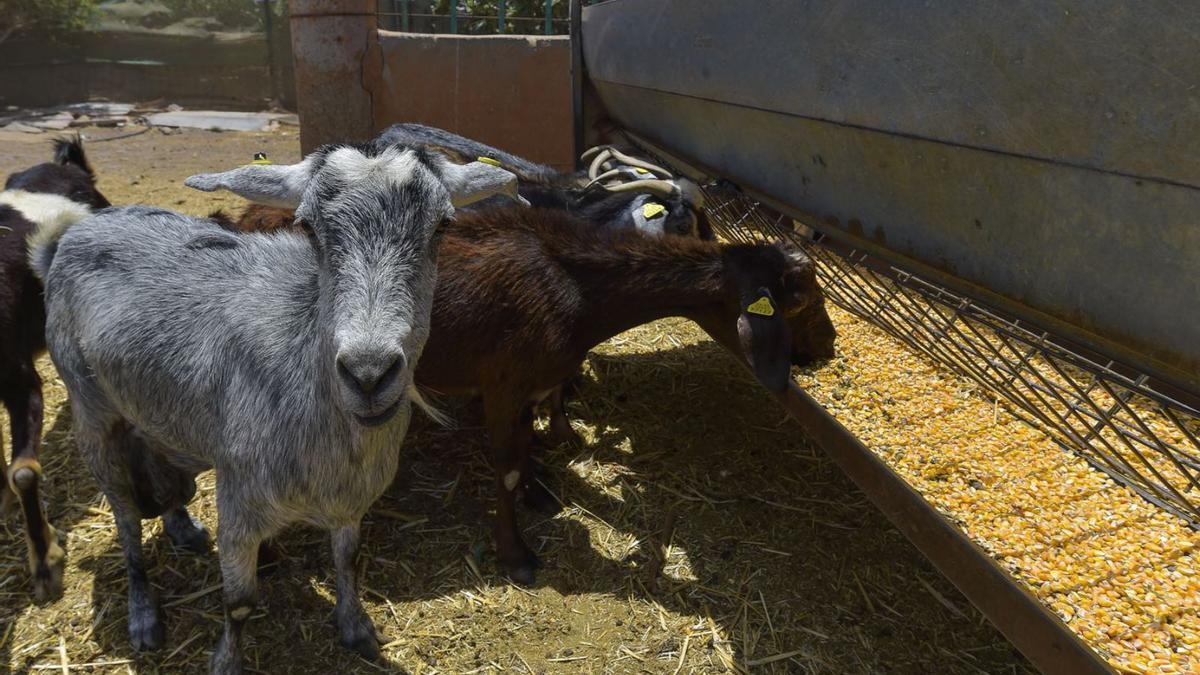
left=498, top=0, right=506, bottom=31
left=450, top=2, right=458, bottom=33
left=570, top=0, right=583, bottom=167
left=402, top=0, right=409, bottom=31
left=262, top=0, right=277, bottom=103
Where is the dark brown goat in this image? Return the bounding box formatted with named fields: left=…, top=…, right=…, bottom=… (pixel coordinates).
left=228, top=204, right=836, bottom=584
left=0, top=137, right=110, bottom=600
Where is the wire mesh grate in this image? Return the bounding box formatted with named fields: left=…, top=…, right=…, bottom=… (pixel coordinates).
left=697, top=180, right=1200, bottom=527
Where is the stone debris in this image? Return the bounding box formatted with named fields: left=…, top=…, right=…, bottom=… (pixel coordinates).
left=0, top=102, right=295, bottom=135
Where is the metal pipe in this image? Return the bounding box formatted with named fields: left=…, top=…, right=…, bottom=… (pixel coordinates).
left=261, top=0, right=277, bottom=102
left=570, top=0, right=583, bottom=164
left=450, top=1, right=458, bottom=33
left=498, top=0, right=506, bottom=31
left=545, top=0, right=553, bottom=34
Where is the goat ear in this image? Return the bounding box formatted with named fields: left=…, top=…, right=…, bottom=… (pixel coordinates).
left=438, top=158, right=529, bottom=208
left=184, top=156, right=316, bottom=208
left=736, top=287, right=793, bottom=392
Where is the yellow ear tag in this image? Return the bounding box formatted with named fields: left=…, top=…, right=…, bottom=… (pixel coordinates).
left=250, top=152, right=272, bottom=165
left=477, top=156, right=501, bottom=167
left=746, top=296, right=775, bottom=317
left=642, top=202, right=666, bottom=219
left=635, top=167, right=651, bottom=175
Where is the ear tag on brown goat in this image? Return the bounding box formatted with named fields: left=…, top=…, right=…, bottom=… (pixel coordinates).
left=250, top=152, right=272, bottom=165
left=477, top=156, right=501, bottom=167
left=642, top=202, right=666, bottom=219
left=746, top=296, right=775, bottom=317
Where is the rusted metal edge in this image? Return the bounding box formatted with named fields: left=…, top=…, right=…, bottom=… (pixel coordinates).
left=767, top=379, right=1114, bottom=674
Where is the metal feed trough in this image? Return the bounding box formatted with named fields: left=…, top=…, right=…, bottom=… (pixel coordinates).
left=577, top=1, right=1199, bottom=672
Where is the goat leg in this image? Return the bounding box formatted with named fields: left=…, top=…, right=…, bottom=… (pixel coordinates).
left=162, top=505, right=211, bottom=554
left=545, top=384, right=582, bottom=447
left=211, top=516, right=260, bottom=675
left=484, top=393, right=541, bottom=585
left=521, top=470, right=561, bottom=516
left=331, top=523, right=381, bottom=660
left=111, top=498, right=165, bottom=650
left=519, top=443, right=561, bottom=516
left=4, top=371, right=64, bottom=602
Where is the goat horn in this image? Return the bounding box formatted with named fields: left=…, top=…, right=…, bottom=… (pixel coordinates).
left=585, top=168, right=630, bottom=188
left=601, top=179, right=680, bottom=199
left=580, top=145, right=612, bottom=163
left=605, top=148, right=674, bottom=179
left=588, top=148, right=615, bottom=181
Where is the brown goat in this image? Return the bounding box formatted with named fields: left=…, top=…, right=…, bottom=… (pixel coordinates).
left=227, top=203, right=836, bottom=584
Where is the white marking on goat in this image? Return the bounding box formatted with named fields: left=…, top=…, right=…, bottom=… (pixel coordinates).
left=229, top=606, right=252, bottom=621
left=1, top=189, right=92, bottom=253
left=325, top=146, right=418, bottom=187
left=503, top=470, right=521, bottom=492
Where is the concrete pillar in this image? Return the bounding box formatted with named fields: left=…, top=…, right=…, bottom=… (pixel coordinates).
left=289, top=0, right=380, bottom=153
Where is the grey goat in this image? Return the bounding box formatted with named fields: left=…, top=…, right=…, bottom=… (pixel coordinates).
left=32, top=141, right=522, bottom=673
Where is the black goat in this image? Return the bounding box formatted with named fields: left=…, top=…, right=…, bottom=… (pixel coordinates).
left=377, top=123, right=712, bottom=239
left=0, top=136, right=110, bottom=600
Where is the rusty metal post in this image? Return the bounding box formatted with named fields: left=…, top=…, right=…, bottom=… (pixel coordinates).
left=290, top=0, right=380, bottom=153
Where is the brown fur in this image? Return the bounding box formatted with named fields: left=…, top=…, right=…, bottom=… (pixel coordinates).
left=228, top=203, right=836, bottom=584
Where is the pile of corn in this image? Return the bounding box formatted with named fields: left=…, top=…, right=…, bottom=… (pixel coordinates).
left=794, top=303, right=1200, bottom=673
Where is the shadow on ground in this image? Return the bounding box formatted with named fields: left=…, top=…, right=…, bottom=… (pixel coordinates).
left=4, top=331, right=1029, bottom=674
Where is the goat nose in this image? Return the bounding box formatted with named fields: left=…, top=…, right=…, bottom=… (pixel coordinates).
left=337, top=349, right=405, bottom=396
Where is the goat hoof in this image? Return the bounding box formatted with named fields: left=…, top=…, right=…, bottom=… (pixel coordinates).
left=522, top=480, right=561, bottom=515
left=128, top=604, right=165, bottom=651
left=32, top=554, right=65, bottom=604
left=166, top=518, right=211, bottom=555
left=548, top=422, right=582, bottom=448
left=343, top=632, right=381, bottom=662
left=339, top=615, right=381, bottom=661
left=501, top=551, right=541, bottom=587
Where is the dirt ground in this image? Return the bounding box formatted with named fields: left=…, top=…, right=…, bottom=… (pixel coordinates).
left=0, top=126, right=1030, bottom=673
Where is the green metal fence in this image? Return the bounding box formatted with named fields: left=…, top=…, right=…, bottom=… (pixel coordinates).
left=378, top=0, right=570, bottom=35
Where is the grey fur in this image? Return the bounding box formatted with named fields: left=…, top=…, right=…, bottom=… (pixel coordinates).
left=36, top=142, right=521, bottom=673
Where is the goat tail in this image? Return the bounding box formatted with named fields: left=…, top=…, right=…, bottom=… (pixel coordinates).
left=408, top=384, right=454, bottom=428
left=53, top=134, right=96, bottom=179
